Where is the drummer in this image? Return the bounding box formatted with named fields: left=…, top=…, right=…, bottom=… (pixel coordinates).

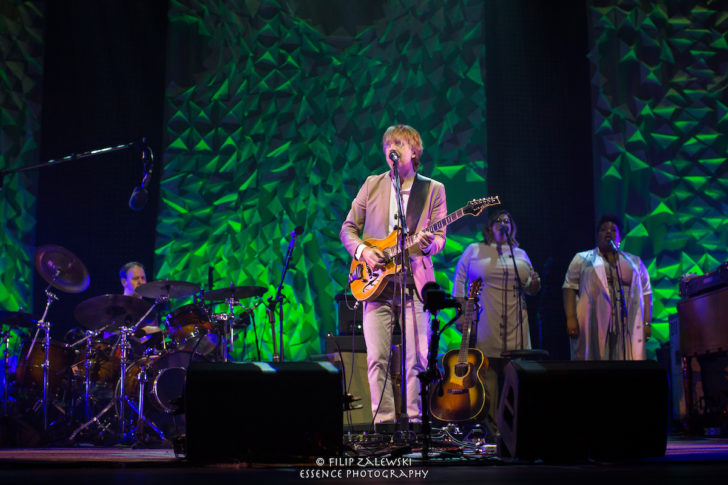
left=120, top=262, right=163, bottom=347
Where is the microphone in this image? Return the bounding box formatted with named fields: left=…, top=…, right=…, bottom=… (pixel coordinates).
left=290, top=226, right=304, bottom=238
left=129, top=186, right=148, bottom=211
left=129, top=138, right=153, bottom=211
left=609, top=239, right=619, bottom=253
left=388, top=151, right=400, bottom=163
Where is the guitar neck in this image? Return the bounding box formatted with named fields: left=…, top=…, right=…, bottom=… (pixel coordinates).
left=458, top=299, right=475, bottom=363
left=388, top=207, right=468, bottom=257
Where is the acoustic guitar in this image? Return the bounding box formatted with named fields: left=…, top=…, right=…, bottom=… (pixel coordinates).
left=348, top=197, right=500, bottom=302
left=429, top=277, right=489, bottom=423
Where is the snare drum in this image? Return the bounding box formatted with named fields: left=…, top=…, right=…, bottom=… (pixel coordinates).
left=166, top=304, right=218, bottom=355
left=123, top=350, right=196, bottom=413
left=16, top=340, right=74, bottom=393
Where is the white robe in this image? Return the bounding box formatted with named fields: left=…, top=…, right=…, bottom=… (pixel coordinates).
left=453, top=242, right=534, bottom=358
left=563, top=247, right=651, bottom=360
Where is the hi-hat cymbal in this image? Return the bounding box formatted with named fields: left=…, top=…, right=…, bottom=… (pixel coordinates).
left=134, top=280, right=201, bottom=299
left=74, top=294, right=153, bottom=329
left=34, top=245, right=90, bottom=293
left=0, top=310, right=38, bottom=329
left=204, top=285, right=266, bottom=302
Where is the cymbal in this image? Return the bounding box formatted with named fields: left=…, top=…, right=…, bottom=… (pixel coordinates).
left=34, top=245, right=90, bottom=293
left=74, top=294, right=154, bottom=329
left=205, top=285, right=266, bottom=301
left=0, top=310, right=38, bottom=328
left=134, top=280, right=200, bottom=299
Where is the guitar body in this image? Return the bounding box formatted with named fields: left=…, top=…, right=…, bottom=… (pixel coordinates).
left=348, top=231, right=402, bottom=302
left=348, top=197, right=501, bottom=301
left=429, top=348, right=489, bottom=423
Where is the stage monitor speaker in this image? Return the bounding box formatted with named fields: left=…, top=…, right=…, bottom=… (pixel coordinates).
left=497, top=360, right=668, bottom=461
left=185, top=361, right=342, bottom=463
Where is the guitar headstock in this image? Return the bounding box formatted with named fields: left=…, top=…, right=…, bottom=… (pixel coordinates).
left=467, top=277, right=482, bottom=300
left=464, top=196, right=501, bottom=216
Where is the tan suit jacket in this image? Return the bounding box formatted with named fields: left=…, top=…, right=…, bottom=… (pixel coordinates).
left=340, top=171, right=447, bottom=299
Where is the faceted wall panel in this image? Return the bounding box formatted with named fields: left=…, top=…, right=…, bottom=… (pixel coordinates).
left=588, top=0, right=728, bottom=342
left=158, top=0, right=487, bottom=360
left=0, top=1, right=44, bottom=353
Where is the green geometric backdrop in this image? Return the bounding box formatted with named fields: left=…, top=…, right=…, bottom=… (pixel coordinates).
left=0, top=1, right=44, bottom=352
left=157, top=0, right=487, bottom=360
left=588, top=0, right=728, bottom=344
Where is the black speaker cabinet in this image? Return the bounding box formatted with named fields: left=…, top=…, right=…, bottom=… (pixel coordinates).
left=185, top=361, right=342, bottom=462
left=497, top=360, right=668, bottom=461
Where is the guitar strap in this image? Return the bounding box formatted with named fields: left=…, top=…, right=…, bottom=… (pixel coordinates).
left=405, top=174, right=431, bottom=234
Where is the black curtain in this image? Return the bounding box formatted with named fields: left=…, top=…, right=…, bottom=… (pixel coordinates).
left=34, top=0, right=168, bottom=338
left=485, top=0, right=594, bottom=360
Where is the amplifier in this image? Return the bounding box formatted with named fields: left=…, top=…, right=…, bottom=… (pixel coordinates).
left=335, top=292, right=362, bottom=334
left=680, top=263, right=728, bottom=297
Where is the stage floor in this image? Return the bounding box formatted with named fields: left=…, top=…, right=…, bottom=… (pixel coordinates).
left=1, top=436, right=727, bottom=485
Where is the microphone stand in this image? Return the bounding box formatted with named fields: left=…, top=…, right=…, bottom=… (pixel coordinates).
left=501, top=230, right=549, bottom=361
left=267, top=228, right=301, bottom=362
left=0, top=141, right=138, bottom=179
left=503, top=229, right=526, bottom=351
left=610, top=242, right=630, bottom=359
left=391, top=163, right=410, bottom=437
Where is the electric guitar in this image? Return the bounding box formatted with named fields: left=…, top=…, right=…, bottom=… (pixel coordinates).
left=348, top=196, right=500, bottom=301
left=429, top=277, right=489, bottom=423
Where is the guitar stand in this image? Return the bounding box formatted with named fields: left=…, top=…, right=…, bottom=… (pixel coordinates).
left=418, top=306, right=462, bottom=460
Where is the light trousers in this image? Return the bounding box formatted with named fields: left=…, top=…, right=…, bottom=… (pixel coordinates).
left=362, top=294, right=430, bottom=423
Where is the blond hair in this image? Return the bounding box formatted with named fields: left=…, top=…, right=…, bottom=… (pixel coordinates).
left=382, top=124, right=423, bottom=170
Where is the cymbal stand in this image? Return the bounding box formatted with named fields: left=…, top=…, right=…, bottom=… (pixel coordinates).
left=123, top=298, right=166, bottom=442
left=25, top=285, right=59, bottom=431
left=116, top=326, right=133, bottom=436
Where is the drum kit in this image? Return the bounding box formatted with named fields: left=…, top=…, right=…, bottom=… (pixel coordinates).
left=0, top=245, right=266, bottom=446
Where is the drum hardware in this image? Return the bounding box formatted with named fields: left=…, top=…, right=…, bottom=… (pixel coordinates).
left=25, top=287, right=60, bottom=431
left=73, top=294, right=155, bottom=330
left=120, top=362, right=166, bottom=443
left=1, top=311, right=36, bottom=416
left=204, top=285, right=266, bottom=302
left=135, top=280, right=201, bottom=300
left=1, top=330, right=11, bottom=416
left=26, top=245, right=90, bottom=431
left=68, top=325, right=115, bottom=421
left=117, top=297, right=164, bottom=439
left=68, top=296, right=166, bottom=443
left=165, top=304, right=218, bottom=357
left=204, top=285, right=266, bottom=362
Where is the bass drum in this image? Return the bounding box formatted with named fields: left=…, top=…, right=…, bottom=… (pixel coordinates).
left=123, top=350, right=200, bottom=414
